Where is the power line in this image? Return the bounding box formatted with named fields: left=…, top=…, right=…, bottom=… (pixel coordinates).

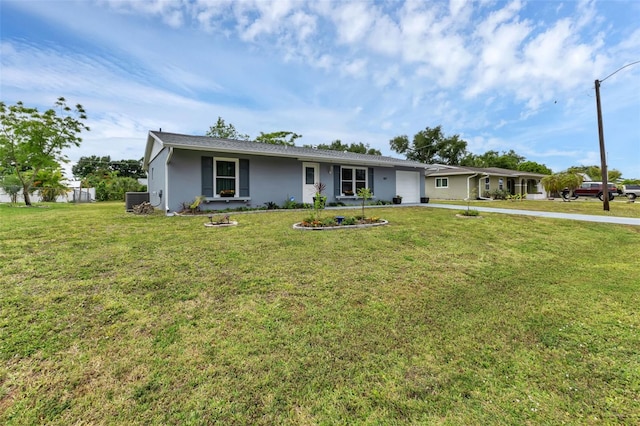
left=600, top=60, right=640, bottom=83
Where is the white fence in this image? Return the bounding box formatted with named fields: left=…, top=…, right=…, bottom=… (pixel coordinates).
left=0, top=187, right=95, bottom=203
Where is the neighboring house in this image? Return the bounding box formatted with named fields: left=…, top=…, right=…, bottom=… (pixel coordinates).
left=143, top=131, right=431, bottom=213
left=425, top=165, right=547, bottom=200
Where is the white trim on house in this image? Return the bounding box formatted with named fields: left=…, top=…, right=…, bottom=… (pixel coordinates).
left=435, top=177, right=449, bottom=188
left=214, top=157, right=240, bottom=197
left=340, top=165, right=368, bottom=196
left=302, top=162, right=319, bottom=204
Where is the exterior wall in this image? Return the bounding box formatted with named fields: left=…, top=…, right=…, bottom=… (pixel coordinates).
left=373, top=167, right=397, bottom=199
left=147, top=147, right=168, bottom=210
left=479, top=175, right=506, bottom=196
left=166, top=149, right=304, bottom=212
left=251, top=155, right=312, bottom=204
left=426, top=175, right=474, bottom=199
left=163, top=148, right=425, bottom=212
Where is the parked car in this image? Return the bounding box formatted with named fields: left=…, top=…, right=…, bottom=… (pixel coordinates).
left=572, top=182, right=618, bottom=201
left=621, top=184, right=640, bottom=201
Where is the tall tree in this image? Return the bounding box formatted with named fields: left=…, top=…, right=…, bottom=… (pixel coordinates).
left=517, top=161, right=553, bottom=175
left=389, top=125, right=468, bottom=165
left=73, top=156, right=145, bottom=180
left=541, top=172, right=583, bottom=196
left=566, top=165, right=622, bottom=182
left=461, top=150, right=525, bottom=170
left=109, top=158, right=145, bottom=179
left=256, top=131, right=301, bottom=146
left=205, top=117, right=250, bottom=140
left=72, top=155, right=111, bottom=178
left=435, top=133, right=467, bottom=165
left=310, top=140, right=382, bottom=155
left=0, top=97, right=89, bottom=205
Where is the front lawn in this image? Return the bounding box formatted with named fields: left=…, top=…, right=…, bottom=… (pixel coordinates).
left=1, top=202, right=639, bottom=424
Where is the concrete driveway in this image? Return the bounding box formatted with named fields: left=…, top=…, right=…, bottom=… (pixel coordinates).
left=418, top=203, right=640, bottom=226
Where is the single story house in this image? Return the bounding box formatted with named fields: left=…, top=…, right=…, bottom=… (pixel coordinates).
left=425, top=165, right=547, bottom=200
left=143, top=131, right=431, bottom=213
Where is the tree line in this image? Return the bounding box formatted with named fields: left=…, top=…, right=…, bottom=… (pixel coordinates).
left=72, top=156, right=146, bottom=202
left=205, top=116, right=382, bottom=155
left=208, top=118, right=555, bottom=173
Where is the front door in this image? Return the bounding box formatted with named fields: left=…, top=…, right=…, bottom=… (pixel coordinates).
left=302, top=162, right=319, bottom=204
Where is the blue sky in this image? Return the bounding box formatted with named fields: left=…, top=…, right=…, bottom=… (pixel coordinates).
left=1, top=0, right=639, bottom=179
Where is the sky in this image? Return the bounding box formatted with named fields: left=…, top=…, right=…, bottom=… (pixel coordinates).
left=1, top=0, right=639, bottom=179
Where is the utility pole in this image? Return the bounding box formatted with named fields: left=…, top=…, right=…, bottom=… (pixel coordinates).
left=593, top=60, right=640, bottom=212
left=594, top=79, right=609, bottom=211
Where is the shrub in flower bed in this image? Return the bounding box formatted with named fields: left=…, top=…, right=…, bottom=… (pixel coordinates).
left=297, top=214, right=384, bottom=228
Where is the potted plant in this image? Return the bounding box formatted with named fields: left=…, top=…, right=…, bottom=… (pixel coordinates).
left=219, top=189, right=235, bottom=197
left=392, top=195, right=402, bottom=204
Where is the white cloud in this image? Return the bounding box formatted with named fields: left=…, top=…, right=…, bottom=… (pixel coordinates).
left=3, top=0, right=639, bottom=177
left=333, top=2, right=374, bottom=45
left=237, top=0, right=295, bottom=41
left=342, top=58, right=368, bottom=77
left=449, top=0, right=466, bottom=18
left=372, top=64, right=402, bottom=88
left=367, top=14, right=402, bottom=56
left=289, top=10, right=317, bottom=42
left=576, top=150, right=601, bottom=167
left=99, top=0, right=186, bottom=28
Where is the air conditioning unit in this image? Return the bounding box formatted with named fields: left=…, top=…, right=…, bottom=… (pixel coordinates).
left=125, top=192, right=150, bottom=211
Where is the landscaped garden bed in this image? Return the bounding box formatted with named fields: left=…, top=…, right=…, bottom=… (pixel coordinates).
left=294, top=185, right=388, bottom=229
left=293, top=215, right=388, bottom=230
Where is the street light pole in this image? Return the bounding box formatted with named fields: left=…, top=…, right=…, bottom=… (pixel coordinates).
left=594, top=60, right=640, bottom=212
left=594, top=78, right=609, bottom=211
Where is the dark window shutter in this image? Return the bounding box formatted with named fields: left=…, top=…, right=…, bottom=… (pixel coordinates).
left=239, top=159, right=250, bottom=197
left=334, top=165, right=341, bottom=196
left=202, top=156, right=213, bottom=197
left=368, top=168, right=374, bottom=194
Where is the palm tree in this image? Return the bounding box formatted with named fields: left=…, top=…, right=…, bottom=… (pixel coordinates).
left=541, top=173, right=582, bottom=198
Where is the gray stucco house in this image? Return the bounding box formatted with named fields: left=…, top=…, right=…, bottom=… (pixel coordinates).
left=425, top=165, right=547, bottom=200
left=143, top=131, right=430, bottom=213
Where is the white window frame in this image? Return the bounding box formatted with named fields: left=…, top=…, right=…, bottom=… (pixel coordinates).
left=484, top=177, right=490, bottom=191
left=214, top=157, right=239, bottom=197
left=498, top=178, right=504, bottom=190
left=340, top=166, right=368, bottom=195
left=435, top=177, right=448, bottom=188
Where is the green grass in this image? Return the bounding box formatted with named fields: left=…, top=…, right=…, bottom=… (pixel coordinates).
left=434, top=197, right=640, bottom=218
left=1, top=202, right=639, bottom=424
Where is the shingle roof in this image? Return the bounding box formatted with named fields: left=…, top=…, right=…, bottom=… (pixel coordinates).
left=147, top=131, right=431, bottom=169
left=425, top=165, right=546, bottom=178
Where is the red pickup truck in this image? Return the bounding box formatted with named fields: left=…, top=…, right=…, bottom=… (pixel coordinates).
left=572, top=182, right=618, bottom=201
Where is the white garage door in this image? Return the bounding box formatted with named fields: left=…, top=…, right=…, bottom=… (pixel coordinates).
left=395, top=171, right=420, bottom=203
